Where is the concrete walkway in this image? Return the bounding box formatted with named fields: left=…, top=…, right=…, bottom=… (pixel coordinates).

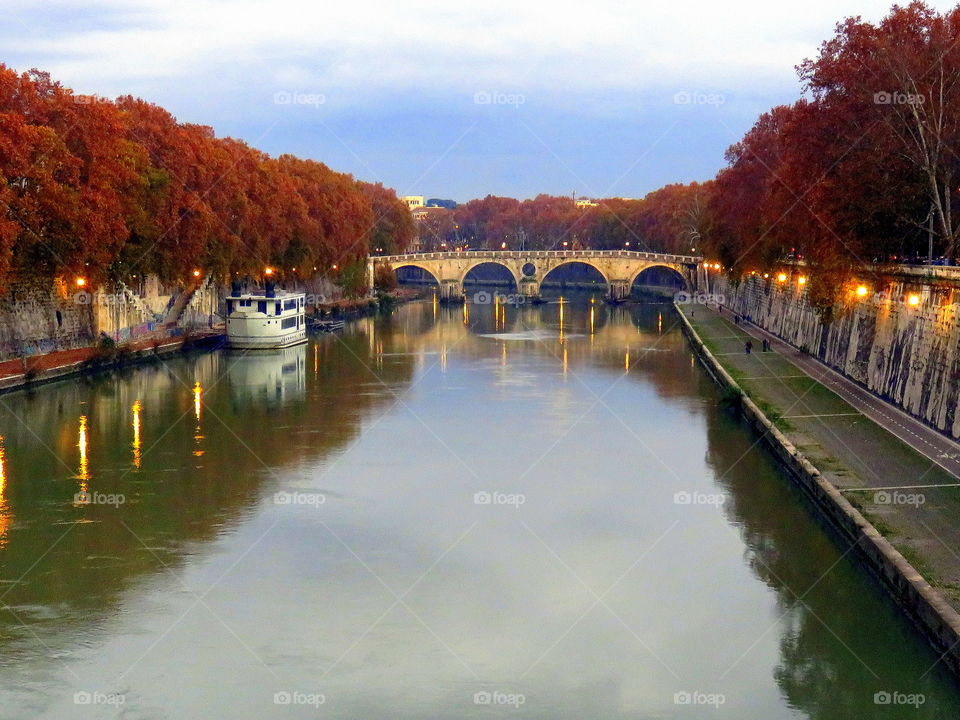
left=682, top=304, right=960, bottom=610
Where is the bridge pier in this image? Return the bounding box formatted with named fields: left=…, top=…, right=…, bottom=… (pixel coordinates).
left=519, top=278, right=540, bottom=302
left=607, top=279, right=631, bottom=303
left=439, top=279, right=464, bottom=303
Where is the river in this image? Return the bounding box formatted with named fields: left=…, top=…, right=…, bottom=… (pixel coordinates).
left=0, top=292, right=957, bottom=718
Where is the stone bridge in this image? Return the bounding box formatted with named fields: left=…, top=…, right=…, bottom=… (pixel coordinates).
left=369, top=250, right=706, bottom=301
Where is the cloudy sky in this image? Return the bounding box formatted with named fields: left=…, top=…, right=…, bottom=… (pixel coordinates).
left=1, top=0, right=947, bottom=201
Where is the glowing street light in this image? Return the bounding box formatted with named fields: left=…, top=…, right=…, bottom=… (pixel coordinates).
left=798, top=276, right=807, bottom=286
left=75, top=277, right=86, bottom=287
left=777, top=273, right=787, bottom=283
left=192, top=269, right=201, bottom=278
left=856, top=285, right=868, bottom=297
left=908, top=294, right=920, bottom=306
left=264, top=267, right=274, bottom=276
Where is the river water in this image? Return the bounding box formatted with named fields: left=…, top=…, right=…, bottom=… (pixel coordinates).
left=0, top=292, right=957, bottom=719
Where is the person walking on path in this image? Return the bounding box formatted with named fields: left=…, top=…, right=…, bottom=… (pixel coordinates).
left=745, top=340, right=753, bottom=354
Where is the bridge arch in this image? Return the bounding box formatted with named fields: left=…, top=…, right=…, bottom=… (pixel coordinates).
left=628, top=264, right=688, bottom=291
left=541, top=260, right=611, bottom=288
left=392, top=263, right=441, bottom=286
left=459, top=260, right=521, bottom=290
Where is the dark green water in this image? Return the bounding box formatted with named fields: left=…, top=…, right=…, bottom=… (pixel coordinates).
left=0, top=292, right=957, bottom=718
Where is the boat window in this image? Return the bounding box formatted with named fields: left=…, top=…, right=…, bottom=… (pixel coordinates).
left=284, top=299, right=297, bottom=311
left=275, top=302, right=281, bottom=315
left=240, top=299, right=252, bottom=307
left=281, top=317, right=298, bottom=330
left=258, top=301, right=267, bottom=314
left=226, top=300, right=234, bottom=314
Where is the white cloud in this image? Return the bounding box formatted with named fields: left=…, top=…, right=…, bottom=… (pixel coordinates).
left=4, top=0, right=942, bottom=102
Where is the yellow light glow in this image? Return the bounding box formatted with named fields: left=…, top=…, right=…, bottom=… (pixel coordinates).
left=777, top=273, right=787, bottom=283
left=132, top=400, right=142, bottom=469
left=264, top=267, right=273, bottom=276
left=192, top=269, right=201, bottom=278
left=908, top=294, right=921, bottom=306
left=0, top=436, right=9, bottom=548
left=856, top=285, right=868, bottom=297
left=331, top=264, right=338, bottom=270
left=193, top=382, right=202, bottom=421
left=77, top=415, right=89, bottom=485
left=798, top=276, right=807, bottom=285
left=76, top=277, right=86, bottom=287
left=763, top=273, right=769, bottom=279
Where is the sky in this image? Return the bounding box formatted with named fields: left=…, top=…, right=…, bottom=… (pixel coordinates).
left=1, top=0, right=951, bottom=202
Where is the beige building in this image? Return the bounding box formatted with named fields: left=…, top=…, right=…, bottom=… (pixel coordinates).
left=402, top=195, right=425, bottom=209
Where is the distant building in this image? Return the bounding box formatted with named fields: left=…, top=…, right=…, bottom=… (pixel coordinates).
left=575, top=198, right=598, bottom=208
left=402, top=195, right=425, bottom=209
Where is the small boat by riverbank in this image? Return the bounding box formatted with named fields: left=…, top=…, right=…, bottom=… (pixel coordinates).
left=308, top=317, right=345, bottom=333
left=226, top=288, right=307, bottom=349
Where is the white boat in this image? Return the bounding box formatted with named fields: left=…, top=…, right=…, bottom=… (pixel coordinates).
left=226, top=289, right=307, bottom=349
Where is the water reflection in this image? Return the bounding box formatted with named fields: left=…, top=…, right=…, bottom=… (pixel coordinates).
left=0, top=293, right=956, bottom=718
left=224, top=345, right=307, bottom=407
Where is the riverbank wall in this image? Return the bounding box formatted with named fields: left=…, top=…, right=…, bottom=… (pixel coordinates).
left=677, top=304, right=960, bottom=677
left=711, top=272, right=960, bottom=439
left=0, top=274, right=224, bottom=362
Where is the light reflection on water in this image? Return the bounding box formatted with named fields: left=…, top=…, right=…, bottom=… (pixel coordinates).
left=0, top=291, right=956, bottom=719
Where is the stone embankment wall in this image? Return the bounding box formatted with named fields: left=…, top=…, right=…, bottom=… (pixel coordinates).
left=714, top=273, right=960, bottom=439
left=0, top=274, right=226, bottom=360
left=678, top=307, right=960, bottom=677
left=0, top=278, right=95, bottom=358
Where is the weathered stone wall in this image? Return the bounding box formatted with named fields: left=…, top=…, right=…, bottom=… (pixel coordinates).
left=715, top=274, right=960, bottom=438
left=0, top=279, right=95, bottom=359
left=0, top=274, right=223, bottom=359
